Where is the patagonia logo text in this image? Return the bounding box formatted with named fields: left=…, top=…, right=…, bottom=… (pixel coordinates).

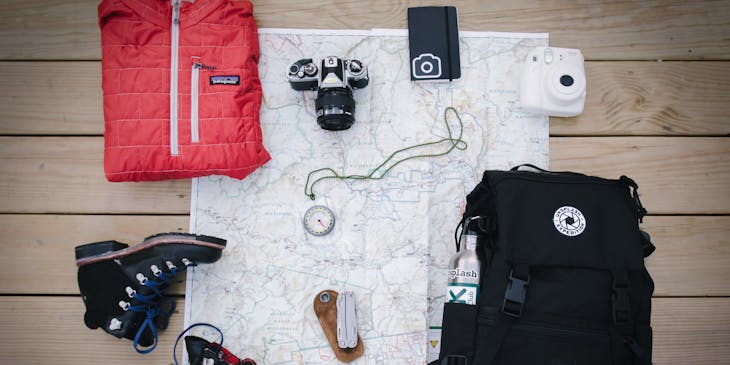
left=210, top=75, right=240, bottom=85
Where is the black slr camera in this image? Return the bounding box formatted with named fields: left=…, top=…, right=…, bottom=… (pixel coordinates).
left=288, top=56, right=369, bottom=131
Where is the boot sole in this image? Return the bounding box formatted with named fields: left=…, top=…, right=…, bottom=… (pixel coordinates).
left=75, top=233, right=226, bottom=267
left=75, top=240, right=129, bottom=260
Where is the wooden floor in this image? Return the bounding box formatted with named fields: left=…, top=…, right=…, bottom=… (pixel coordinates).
left=0, top=1, right=728, bottom=364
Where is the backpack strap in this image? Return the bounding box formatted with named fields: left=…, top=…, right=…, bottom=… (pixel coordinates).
left=454, top=173, right=496, bottom=252
left=610, top=270, right=652, bottom=365
left=619, top=176, right=655, bottom=258
left=640, top=230, right=656, bottom=258
left=479, top=263, right=530, bottom=364
left=510, top=163, right=550, bottom=172
left=510, top=163, right=588, bottom=176
left=620, top=176, right=648, bottom=223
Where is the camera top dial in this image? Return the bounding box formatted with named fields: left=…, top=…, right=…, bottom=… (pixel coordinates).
left=288, top=59, right=319, bottom=90
left=346, top=60, right=369, bottom=89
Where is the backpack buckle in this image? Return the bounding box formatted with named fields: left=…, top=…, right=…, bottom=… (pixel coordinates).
left=502, top=269, right=529, bottom=317
left=612, top=280, right=631, bottom=324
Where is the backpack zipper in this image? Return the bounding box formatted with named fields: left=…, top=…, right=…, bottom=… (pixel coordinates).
left=190, top=61, right=215, bottom=143
left=477, top=315, right=608, bottom=340
left=491, top=171, right=621, bottom=186
left=511, top=321, right=609, bottom=340
left=169, top=0, right=181, bottom=156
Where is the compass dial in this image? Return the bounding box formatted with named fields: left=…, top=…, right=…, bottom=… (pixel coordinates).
left=303, top=205, right=335, bottom=236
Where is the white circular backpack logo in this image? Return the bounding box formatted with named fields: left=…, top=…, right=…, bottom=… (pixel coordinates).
left=553, top=206, right=586, bottom=236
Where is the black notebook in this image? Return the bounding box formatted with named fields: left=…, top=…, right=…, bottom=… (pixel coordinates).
left=407, top=6, right=461, bottom=81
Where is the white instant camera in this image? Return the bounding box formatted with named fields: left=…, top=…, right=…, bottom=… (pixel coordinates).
left=520, top=47, right=586, bottom=117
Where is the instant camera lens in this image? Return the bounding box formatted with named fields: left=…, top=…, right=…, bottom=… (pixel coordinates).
left=560, top=75, right=575, bottom=87
left=315, top=87, right=356, bottom=130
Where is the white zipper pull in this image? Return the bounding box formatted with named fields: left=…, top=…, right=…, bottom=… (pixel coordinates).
left=191, top=61, right=216, bottom=144
left=193, top=62, right=216, bottom=71
left=172, top=0, right=181, bottom=23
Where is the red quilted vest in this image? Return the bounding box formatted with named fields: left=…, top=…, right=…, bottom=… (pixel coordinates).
left=99, top=0, right=270, bottom=181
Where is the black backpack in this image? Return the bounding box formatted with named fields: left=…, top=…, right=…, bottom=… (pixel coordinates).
left=436, top=165, right=655, bottom=365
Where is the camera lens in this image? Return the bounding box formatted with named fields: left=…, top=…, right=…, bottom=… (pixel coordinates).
left=289, top=64, right=299, bottom=74
left=315, top=88, right=356, bottom=130
left=560, top=75, right=574, bottom=87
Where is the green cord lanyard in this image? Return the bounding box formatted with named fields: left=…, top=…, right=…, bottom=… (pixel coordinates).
left=304, top=107, right=468, bottom=200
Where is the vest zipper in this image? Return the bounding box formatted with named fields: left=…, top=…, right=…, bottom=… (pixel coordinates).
left=169, top=0, right=181, bottom=156
left=191, top=61, right=215, bottom=143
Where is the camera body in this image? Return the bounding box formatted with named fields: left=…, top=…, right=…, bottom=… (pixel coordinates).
left=288, top=56, right=369, bottom=131
left=520, top=47, right=586, bottom=117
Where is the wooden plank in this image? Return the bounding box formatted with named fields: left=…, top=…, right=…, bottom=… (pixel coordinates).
left=0, top=0, right=728, bottom=61
left=0, top=0, right=99, bottom=60
left=0, top=215, right=727, bottom=297
left=0, top=215, right=190, bottom=295
left=0, top=296, right=726, bottom=364
left=551, top=62, right=730, bottom=136
left=550, top=137, right=730, bottom=214
left=0, top=62, right=102, bottom=135
left=2, top=61, right=729, bottom=136
left=0, top=137, right=191, bottom=214
left=0, top=296, right=185, bottom=364
left=643, top=216, right=730, bottom=297
left=1, top=137, right=727, bottom=214
left=652, top=298, right=730, bottom=364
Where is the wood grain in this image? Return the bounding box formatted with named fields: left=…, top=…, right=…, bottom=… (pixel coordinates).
left=0, top=62, right=102, bottom=135
left=0, top=0, right=728, bottom=61
left=652, top=298, right=730, bottom=364
left=0, top=296, right=726, bottom=364
left=0, top=215, right=189, bottom=295
left=551, top=62, right=730, bottom=136
left=0, top=1, right=727, bottom=362
left=1, top=137, right=726, bottom=214
left=0, top=137, right=191, bottom=214
left=550, top=137, right=730, bottom=214
left=2, top=61, right=729, bottom=136
left=0, top=296, right=185, bottom=365
left=0, top=215, right=726, bottom=297
left=0, top=0, right=99, bottom=60
left=642, top=216, right=730, bottom=297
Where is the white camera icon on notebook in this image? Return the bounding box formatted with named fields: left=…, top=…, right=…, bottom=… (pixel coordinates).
left=520, top=47, right=586, bottom=117
left=412, top=53, right=442, bottom=79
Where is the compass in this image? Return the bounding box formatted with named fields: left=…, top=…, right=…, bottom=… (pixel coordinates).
left=303, top=205, right=336, bottom=236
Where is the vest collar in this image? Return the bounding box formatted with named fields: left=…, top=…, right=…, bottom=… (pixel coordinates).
left=119, top=0, right=229, bottom=29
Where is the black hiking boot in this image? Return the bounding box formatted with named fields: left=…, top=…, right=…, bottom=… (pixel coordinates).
left=75, top=233, right=226, bottom=353
left=185, top=335, right=256, bottom=365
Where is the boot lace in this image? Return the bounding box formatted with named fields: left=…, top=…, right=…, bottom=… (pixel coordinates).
left=125, top=258, right=196, bottom=354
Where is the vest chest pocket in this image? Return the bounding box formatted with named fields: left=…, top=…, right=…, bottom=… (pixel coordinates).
left=190, top=61, right=215, bottom=143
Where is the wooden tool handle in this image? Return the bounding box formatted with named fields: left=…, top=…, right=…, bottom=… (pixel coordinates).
left=313, top=290, right=364, bottom=363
